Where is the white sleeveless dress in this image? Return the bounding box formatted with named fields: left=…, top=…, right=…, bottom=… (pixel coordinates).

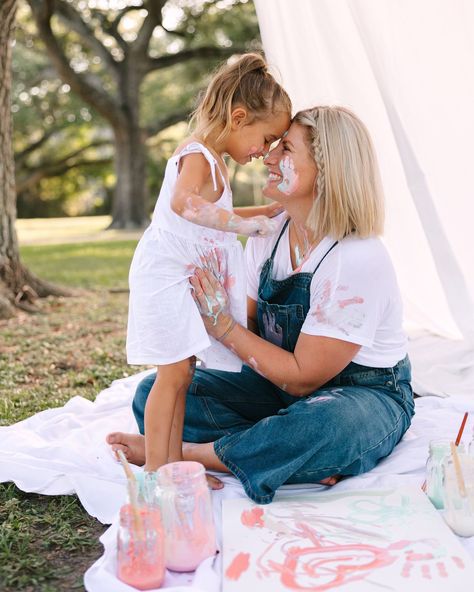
left=127, top=142, right=246, bottom=372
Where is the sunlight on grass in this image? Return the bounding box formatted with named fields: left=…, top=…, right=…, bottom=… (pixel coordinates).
left=20, top=240, right=137, bottom=289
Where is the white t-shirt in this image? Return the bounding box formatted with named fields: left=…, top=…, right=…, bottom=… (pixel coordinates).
left=245, top=215, right=407, bottom=367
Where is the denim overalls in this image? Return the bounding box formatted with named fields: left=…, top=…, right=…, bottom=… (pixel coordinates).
left=133, top=221, right=415, bottom=504
left=257, top=219, right=338, bottom=354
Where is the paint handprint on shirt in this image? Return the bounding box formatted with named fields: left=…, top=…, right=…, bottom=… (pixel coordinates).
left=262, top=310, right=283, bottom=347
left=312, top=280, right=366, bottom=336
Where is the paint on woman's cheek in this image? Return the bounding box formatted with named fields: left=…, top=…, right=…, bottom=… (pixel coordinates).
left=277, top=155, right=298, bottom=195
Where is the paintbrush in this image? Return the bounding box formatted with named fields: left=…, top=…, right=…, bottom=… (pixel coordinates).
left=422, top=411, right=469, bottom=492
left=117, top=450, right=144, bottom=536
left=450, top=441, right=467, bottom=498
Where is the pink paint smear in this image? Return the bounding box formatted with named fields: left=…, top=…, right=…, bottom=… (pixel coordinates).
left=225, top=552, right=250, bottom=581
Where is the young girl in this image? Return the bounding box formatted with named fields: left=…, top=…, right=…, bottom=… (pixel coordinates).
left=125, top=53, right=291, bottom=476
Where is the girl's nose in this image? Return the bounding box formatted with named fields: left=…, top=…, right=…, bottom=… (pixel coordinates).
left=263, top=145, right=279, bottom=165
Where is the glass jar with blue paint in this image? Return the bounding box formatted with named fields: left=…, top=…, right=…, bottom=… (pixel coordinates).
left=426, top=439, right=464, bottom=509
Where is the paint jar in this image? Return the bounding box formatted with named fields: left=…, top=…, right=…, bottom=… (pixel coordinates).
left=442, top=454, right=474, bottom=537
left=157, top=461, right=217, bottom=572
left=426, top=439, right=464, bottom=509
left=117, top=473, right=165, bottom=590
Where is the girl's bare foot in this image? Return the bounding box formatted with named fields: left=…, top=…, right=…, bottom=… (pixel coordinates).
left=106, top=432, right=146, bottom=465
left=106, top=433, right=224, bottom=489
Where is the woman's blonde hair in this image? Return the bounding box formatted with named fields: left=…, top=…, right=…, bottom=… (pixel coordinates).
left=190, top=53, right=292, bottom=143
left=294, top=106, right=385, bottom=239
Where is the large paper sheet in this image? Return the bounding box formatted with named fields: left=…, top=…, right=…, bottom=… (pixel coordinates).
left=223, top=488, right=474, bottom=591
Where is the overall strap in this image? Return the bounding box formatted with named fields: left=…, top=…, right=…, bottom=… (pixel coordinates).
left=312, top=241, right=338, bottom=275
left=269, top=218, right=290, bottom=260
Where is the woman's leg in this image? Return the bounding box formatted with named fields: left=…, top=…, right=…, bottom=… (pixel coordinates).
left=212, top=383, right=413, bottom=505
left=109, top=365, right=284, bottom=465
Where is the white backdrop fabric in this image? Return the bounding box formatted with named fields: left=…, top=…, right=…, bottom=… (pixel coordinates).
left=254, top=0, right=474, bottom=396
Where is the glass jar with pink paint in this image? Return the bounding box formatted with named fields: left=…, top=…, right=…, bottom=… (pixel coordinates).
left=157, top=461, right=217, bottom=572
left=117, top=472, right=165, bottom=590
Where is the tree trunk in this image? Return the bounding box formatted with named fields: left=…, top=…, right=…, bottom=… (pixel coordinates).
left=109, top=122, right=148, bottom=229
left=0, top=0, right=66, bottom=319
left=108, top=63, right=149, bottom=230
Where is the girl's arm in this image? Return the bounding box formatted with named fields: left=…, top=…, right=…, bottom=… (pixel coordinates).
left=171, top=153, right=277, bottom=237
left=234, top=202, right=284, bottom=219
left=190, top=268, right=360, bottom=396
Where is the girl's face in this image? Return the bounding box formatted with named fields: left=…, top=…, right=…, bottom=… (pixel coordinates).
left=263, top=122, right=317, bottom=203
left=225, top=109, right=290, bottom=165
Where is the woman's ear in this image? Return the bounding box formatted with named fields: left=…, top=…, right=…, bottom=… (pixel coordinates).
left=230, top=107, right=248, bottom=130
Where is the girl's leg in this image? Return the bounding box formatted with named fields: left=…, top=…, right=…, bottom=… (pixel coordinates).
left=168, top=357, right=195, bottom=463
left=144, top=358, right=193, bottom=471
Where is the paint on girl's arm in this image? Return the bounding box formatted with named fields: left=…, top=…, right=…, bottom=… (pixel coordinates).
left=277, top=155, right=298, bottom=195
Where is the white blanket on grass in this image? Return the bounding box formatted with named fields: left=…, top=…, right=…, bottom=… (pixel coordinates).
left=1, top=370, right=474, bottom=592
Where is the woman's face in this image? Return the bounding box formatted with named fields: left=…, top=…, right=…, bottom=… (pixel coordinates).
left=262, top=122, right=317, bottom=203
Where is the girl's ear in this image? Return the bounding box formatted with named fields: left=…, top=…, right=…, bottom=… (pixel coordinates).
left=230, top=107, right=248, bottom=130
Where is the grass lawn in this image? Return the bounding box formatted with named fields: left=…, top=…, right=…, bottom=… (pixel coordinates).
left=0, top=237, right=146, bottom=591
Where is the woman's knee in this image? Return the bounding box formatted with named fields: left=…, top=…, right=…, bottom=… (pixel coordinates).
left=132, top=372, right=156, bottom=433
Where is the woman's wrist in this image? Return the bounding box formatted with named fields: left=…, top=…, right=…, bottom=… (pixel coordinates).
left=216, top=317, right=237, bottom=342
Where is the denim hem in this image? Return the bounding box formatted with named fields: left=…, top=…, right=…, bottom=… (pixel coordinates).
left=214, top=441, right=274, bottom=505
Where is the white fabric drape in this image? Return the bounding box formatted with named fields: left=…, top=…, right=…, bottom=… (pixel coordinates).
left=255, top=0, right=474, bottom=396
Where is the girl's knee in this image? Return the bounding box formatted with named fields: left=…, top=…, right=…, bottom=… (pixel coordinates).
left=157, top=358, right=195, bottom=390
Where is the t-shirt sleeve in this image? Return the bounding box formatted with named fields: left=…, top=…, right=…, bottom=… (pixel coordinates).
left=301, top=241, right=387, bottom=347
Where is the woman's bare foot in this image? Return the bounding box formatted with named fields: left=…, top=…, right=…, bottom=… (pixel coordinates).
left=106, top=432, right=146, bottom=466
left=206, top=474, right=224, bottom=490
left=319, top=475, right=341, bottom=486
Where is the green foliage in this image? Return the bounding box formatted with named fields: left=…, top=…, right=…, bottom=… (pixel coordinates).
left=12, top=0, right=261, bottom=218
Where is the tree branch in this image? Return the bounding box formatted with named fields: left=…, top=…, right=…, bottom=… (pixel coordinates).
left=92, top=7, right=130, bottom=54
left=54, top=0, right=119, bottom=73
left=145, top=109, right=190, bottom=138
left=16, top=140, right=113, bottom=193
left=145, top=46, right=246, bottom=73
left=16, top=157, right=112, bottom=193
left=132, top=0, right=166, bottom=56
left=27, top=0, right=123, bottom=127
left=15, top=127, right=60, bottom=165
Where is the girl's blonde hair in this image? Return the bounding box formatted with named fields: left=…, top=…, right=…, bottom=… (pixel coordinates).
left=294, top=106, right=385, bottom=239
left=190, top=53, right=292, bottom=143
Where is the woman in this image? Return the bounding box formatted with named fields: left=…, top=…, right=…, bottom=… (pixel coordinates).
left=108, top=106, right=414, bottom=505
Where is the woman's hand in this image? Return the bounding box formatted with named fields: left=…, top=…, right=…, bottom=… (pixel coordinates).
left=190, top=267, right=235, bottom=340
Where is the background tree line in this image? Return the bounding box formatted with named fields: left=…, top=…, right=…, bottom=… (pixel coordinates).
left=14, top=0, right=262, bottom=227
left=1, top=0, right=265, bottom=318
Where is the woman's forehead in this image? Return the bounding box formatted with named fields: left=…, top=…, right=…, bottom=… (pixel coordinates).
left=286, top=122, right=309, bottom=148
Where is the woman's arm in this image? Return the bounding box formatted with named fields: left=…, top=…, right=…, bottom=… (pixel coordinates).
left=171, top=153, right=277, bottom=237
left=191, top=269, right=360, bottom=396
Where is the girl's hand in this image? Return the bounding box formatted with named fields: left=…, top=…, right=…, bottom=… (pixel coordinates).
left=241, top=215, right=280, bottom=237
left=190, top=267, right=233, bottom=338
